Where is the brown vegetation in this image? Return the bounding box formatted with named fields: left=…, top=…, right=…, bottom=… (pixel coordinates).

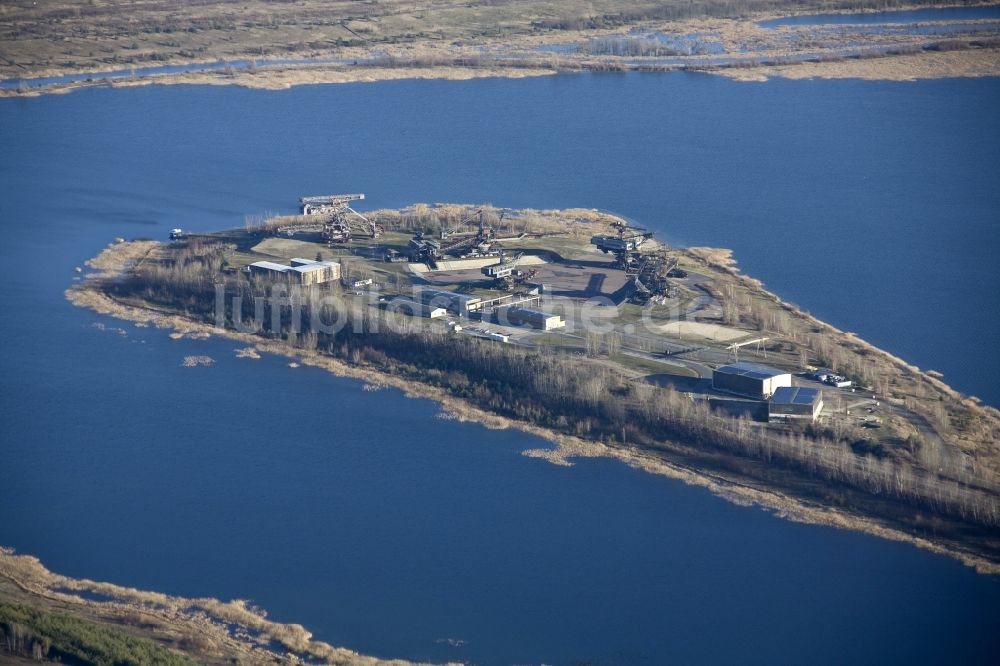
left=3, top=0, right=997, bottom=93
left=0, top=548, right=446, bottom=665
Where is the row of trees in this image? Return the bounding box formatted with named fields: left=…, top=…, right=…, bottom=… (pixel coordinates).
left=111, top=244, right=1000, bottom=531
left=585, top=36, right=713, bottom=58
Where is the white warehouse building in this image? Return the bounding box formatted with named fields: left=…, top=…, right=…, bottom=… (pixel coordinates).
left=712, top=362, right=792, bottom=400
left=249, top=257, right=341, bottom=286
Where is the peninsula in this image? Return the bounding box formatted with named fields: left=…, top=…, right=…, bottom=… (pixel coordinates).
left=67, top=201, right=1000, bottom=574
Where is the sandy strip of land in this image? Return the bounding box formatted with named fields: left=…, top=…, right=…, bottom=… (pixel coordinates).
left=6, top=46, right=996, bottom=100
left=657, top=321, right=753, bottom=342
left=717, top=47, right=1000, bottom=82
left=0, top=64, right=558, bottom=98
left=65, top=240, right=1000, bottom=575
left=409, top=254, right=548, bottom=273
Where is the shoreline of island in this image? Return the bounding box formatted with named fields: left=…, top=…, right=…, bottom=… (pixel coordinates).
left=64, top=228, right=1000, bottom=575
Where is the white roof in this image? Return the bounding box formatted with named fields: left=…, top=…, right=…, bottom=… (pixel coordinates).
left=250, top=261, right=290, bottom=272
left=290, top=257, right=339, bottom=265
left=507, top=307, right=559, bottom=320
left=253, top=259, right=340, bottom=274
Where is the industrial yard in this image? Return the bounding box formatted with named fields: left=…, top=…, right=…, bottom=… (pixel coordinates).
left=162, top=195, right=986, bottom=453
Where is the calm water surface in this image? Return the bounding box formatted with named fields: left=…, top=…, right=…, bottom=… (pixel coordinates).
left=1, top=73, right=998, bottom=664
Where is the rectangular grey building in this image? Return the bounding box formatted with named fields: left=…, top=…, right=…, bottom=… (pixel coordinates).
left=712, top=362, right=792, bottom=399
left=501, top=307, right=565, bottom=331
left=768, top=386, right=823, bottom=422
left=249, top=258, right=341, bottom=285
left=417, top=289, right=481, bottom=316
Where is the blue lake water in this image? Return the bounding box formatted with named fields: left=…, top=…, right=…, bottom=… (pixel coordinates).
left=760, top=4, right=1000, bottom=28
left=1, top=73, right=999, bottom=663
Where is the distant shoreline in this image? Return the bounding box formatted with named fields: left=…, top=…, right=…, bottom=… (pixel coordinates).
left=4, top=48, right=1000, bottom=101
left=4, top=2, right=1000, bottom=98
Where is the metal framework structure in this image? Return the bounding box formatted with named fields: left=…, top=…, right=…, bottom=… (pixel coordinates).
left=726, top=337, right=770, bottom=362
left=482, top=251, right=536, bottom=290
left=408, top=236, right=442, bottom=267
left=591, top=218, right=654, bottom=269
left=590, top=219, right=684, bottom=304
left=591, top=231, right=654, bottom=268
left=628, top=251, right=678, bottom=304
left=409, top=208, right=505, bottom=268
left=294, top=193, right=383, bottom=244
left=438, top=209, right=501, bottom=258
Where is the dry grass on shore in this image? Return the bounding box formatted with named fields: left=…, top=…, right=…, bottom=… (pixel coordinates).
left=65, top=240, right=1000, bottom=574
left=0, top=548, right=446, bottom=666
left=718, top=47, right=1000, bottom=82
left=6, top=45, right=997, bottom=100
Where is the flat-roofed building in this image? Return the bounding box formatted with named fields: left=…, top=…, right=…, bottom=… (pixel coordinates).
left=289, top=257, right=341, bottom=285
left=502, top=307, right=565, bottom=331
left=249, top=261, right=292, bottom=280
left=769, top=386, right=824, bottom=422
left=389, top=299, right=448, bottom=319
left=417, top=289, right=481, bottom=316
left=249, top=258, right=340, bottom=285
left=713, top=362, right=792, bottom=399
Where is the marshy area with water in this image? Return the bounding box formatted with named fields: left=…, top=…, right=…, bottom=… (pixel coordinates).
left=4, top=4, right=1000, bottom=94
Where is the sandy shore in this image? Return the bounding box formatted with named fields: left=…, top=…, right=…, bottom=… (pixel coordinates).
left=0, top=64, right=559, bottom=98
left=719, top=48, right=1000, bottom=82
left=64, top=240, right=1000, bottom=575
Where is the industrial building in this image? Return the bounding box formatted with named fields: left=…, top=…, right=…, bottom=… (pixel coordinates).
left=466, top=291, right=542, bottom=314
left=417, top=289, right=481, bottom=316
left=712, top=362, right=792, bottom=399
left=501, top=307, right=565, bottom=331
left=249, top=258, right=341, bottom=285
left=768, top=386, right=824, bottom=422
left=388, top=298, right=448, bottom=319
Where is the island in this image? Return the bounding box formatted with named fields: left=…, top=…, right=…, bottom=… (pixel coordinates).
left=67, top=199, right=1000, bottom=576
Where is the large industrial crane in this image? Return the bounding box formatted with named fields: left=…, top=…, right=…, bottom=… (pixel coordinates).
left=590, top=218, right=654, bottom=269
left=297, top=192, right=384, bottom=244
left=590, top=219, right=681, bottom=304
left=417, top=207, right=503, bottom=262
left=629, top=251, right=678, bottom=305
left=482, top=251, right=536, bottom=290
